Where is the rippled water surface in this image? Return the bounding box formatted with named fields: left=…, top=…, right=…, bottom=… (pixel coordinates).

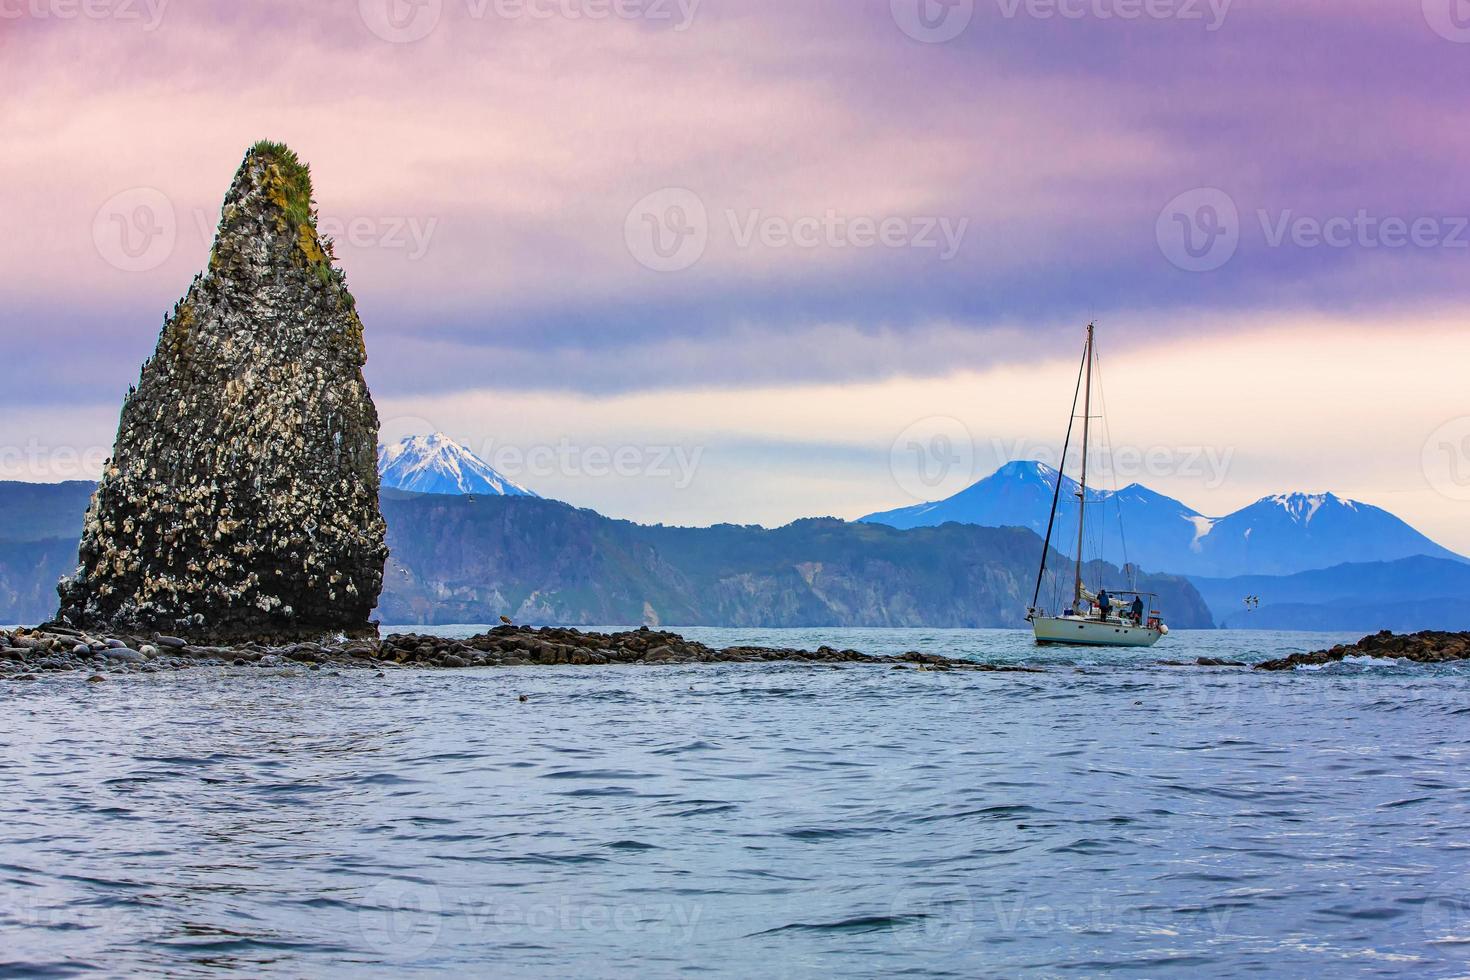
left=4, top=628, right=1470, bottom=978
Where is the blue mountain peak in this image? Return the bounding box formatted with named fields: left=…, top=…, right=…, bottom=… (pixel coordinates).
left=859, top=463, right=1464, bottom=576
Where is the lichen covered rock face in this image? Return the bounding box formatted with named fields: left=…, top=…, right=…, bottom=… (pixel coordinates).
left=57, top=142, right=387, bottom=641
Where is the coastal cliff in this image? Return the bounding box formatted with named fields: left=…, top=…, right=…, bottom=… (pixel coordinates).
left=55, top=143, right=387, bottom=640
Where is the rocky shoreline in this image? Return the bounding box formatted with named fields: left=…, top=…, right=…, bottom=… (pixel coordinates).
left=0, top=624, right=1044, bottom=680
left=8, top=624, right=1467, bottom=681
left=1255, top=630, right=1470, bottom=671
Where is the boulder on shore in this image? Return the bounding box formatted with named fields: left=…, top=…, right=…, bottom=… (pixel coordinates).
left=1255, top=630, right=1470, bottom=671
left=55, top=142, right=386, bottom=642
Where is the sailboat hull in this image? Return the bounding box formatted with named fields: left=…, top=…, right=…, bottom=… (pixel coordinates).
left=1032, top=616, right=1163, bottom=648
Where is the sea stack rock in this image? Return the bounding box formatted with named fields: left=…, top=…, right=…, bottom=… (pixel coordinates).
left=57, top=141, right=387, bottom=640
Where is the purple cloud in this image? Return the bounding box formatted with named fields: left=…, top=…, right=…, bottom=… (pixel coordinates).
left=2, top=0, right=1466, bottom=410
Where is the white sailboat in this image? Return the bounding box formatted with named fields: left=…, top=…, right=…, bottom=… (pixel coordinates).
left=1026, top=323, right=1168, bottom=648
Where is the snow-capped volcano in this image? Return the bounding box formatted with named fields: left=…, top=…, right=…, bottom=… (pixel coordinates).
left=1261, top=492, right=1343, bottom=523
left=378, top=434, right=538, bottom=498
left=860, top=461, right=1465, bottom=577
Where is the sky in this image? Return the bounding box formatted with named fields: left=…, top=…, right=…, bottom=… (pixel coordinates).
left=3, top=0, right=1469, bottom=553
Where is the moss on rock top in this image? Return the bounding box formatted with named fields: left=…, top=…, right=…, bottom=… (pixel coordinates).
left=250, top=139, right=315, bottom=227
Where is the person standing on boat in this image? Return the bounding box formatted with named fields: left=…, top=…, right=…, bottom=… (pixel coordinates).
left=1132, top=596, right=1145, bottom=625
left=1096, top=589, right=1110, bottom=621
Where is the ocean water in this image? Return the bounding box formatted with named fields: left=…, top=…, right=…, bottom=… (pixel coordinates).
left=3, top=627, right=1469, bottom=978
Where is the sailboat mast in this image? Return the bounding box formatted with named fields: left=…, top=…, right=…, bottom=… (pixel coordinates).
left=1074, top=323, right=1095, bottom=606
left=1028, top=337, right=1088, bottom=616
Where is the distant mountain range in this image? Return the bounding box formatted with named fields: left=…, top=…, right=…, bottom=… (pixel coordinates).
left=378, top=433, right=536, bottom=497
left=0, top=480, right=1210, bottom=629
left=1191, top=555, right=1470, bottom=633
left=861, top=460, right=1466, bottom=578
left=4, top=453, right=1466, bottom=633
left=377, top=492, right=1211, bottom=629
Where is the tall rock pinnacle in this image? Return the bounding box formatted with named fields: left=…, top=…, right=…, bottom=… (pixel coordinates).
left=58, top=142, right=388, bottom=640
